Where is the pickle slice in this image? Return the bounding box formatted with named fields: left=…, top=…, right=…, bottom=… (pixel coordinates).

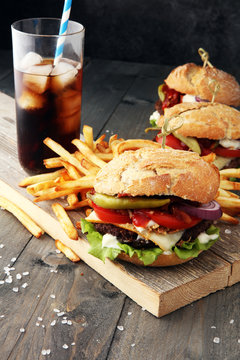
left=174, top=133, right=201, bottom=154
left=87, top=192, right=170, bottom=209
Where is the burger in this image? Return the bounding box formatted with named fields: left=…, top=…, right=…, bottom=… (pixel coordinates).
left=152, top=62, right=240, bottom=116
left=81, top=147, right=222, bottom=267
left=151, top=102, right=240, bottom=170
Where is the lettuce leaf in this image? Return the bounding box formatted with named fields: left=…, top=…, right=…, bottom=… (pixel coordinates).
left=81, top=219, right=219, bottom=265
left=174, top=225, right=219, bottom=260
left=81, top=219, right=162, bottom=265
left=150, top=118, right=157, bottom=127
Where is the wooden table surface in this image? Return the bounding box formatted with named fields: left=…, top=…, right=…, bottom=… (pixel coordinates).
left=1, top=49, right=240, bottom=360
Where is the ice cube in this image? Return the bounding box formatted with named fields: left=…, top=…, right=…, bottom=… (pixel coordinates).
left=51, top=62, right=78, bottom=91
left=58, top=111, right=80, bottom=134
left=20, top=52, right=43, bottom=70
left=56, top=89, right=81, bottom=118
left=23, top=65, right=52, bottom=94
left=17, top=90, right=46, bottom=110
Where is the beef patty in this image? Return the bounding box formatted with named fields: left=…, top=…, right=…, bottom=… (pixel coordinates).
left=93, top=220, right=213, bottom=250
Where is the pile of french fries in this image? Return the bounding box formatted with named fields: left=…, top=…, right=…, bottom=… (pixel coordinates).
left=215, top=168, right=240, bottom=225
left=1, top=124, right=239, bottom=262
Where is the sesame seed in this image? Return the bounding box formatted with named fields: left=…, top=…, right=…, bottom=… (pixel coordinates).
left=225, top=229, right=231, bottom=234
left=53, top=308, right=60, bottom=313
left=62, top=344, right=68, bottom=349
left=213, top=337, right=220, bottom=344
left=50, top=320, right=56, bottom=326
left=22, top=272, right=29, bottom=276
left=211, top=326, right=216, bottom=329
left=71, top=342, right=75, bottom=346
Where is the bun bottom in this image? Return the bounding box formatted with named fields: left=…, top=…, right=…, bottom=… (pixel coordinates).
left=117, top=251, right=202, bottom=267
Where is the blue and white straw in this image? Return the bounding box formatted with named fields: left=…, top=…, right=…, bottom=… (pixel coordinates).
left=54, top=0, right=72, bottom=66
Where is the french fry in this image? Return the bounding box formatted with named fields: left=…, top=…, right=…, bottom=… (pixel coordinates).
left=0, top=196, right=44, bottom=238
left=43, top=157, right=63, bottom=169
left=26, top=180, right=57, bottom=196
left=79, top=188, right=92, bottom=200
left=216, top=196, right=240, bottom=209
left=60, top=160, right=82, bottom=180
left=220, top=212, right=239, bottom=225
left=220, top=168, right=240, bottom=178
left=112, top=139, right=162, bottom=157
left=55, top=240, right=80, bottom=262
left=34, top=188, right=79, bottom=202
left=55, top=176, right=95, bottom=191
left=96, top=143, right=111, bottom=153
left=220, top=180, right=240, bottom=191
left=217, top=188, right=239, bottom=199
left=94, top=152, right=113, bottom=162
left=43, top=137, right=90, bottom=176
left=64, top=199, right=90, bottom=210
left=72, top=139, right=107, bottom=168
left=74, top=152, right=100, bottom=175
left=52, top=203, right=78, bottom=240
left=67, top=193, right=79, bottom=206
left=83, top=125, right=94, bottom=150
left=19, top=169, right=65, bottom=187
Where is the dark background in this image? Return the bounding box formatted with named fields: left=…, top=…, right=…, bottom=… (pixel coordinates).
left=1, top=0, right=240, bottom=74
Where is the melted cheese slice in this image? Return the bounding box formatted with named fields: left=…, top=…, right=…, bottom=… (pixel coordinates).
left=85, top=211, right=184, bottom=251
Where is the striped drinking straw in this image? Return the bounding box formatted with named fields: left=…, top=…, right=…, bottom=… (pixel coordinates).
left=54, top=0, right=72, bottom=66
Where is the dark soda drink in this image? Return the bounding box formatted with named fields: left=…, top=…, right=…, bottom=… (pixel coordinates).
left=14, top=57, right=82, bottom=174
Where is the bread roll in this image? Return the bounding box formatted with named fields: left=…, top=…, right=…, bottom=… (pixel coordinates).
left=157, top=102, right=240, bottom=140
left=165, top=63, right=240, bottom=107
left=94, top=147, right=220, bottom=204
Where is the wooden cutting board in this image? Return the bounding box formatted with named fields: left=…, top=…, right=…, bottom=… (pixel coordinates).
left=0, top=91, right=239, bottom=318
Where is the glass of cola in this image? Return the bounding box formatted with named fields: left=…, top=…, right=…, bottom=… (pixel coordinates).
left=11, top=18, right=85, bottom=174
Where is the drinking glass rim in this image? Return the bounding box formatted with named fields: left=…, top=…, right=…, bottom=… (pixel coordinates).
left=11, top=17, right=85, bottom=38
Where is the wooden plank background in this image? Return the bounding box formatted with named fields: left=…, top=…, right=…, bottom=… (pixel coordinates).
left=0, top=50, right=240, bottom=359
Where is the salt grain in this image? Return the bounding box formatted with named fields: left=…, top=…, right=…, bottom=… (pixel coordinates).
left=55, top=249, right=61, bottom=254
left=38, top=317, right=43, bottom=322
left=0, top=244, right=4, bottom=248
left=16, top=274, right=22, bottom=280
left=11, top=257, right=16, bottom=262
left=5, top=276, right=12, bottom=284
left=225, top=229, right=231, bottom=234
left=36, top=322, right=40, bottom=326
left=117, top=326, right=124, bottom=331
left=62, top=344, right=69, bottom=349
left=50, top=320, right=56, bottom=326
left=213, top=337, right=220, bottom=343
left=230, top=319, right=234, bottom=324
left=22, top=283, right=28, bottom=288
left=57, top=312, right=65, bottom=317
left=50, top=294, right=55, bottom=299
left=12, top=287, right=18, bottom=292
left=131, top=343, right=135, bottom=347
left=20, top=328, right=25, bottom=332
left=128, top=312, right=132, bottom=316
left=71, top=342, right=75, bottom=346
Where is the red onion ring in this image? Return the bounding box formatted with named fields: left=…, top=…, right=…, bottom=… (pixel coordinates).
left=177, top=200, right=222, bottom=220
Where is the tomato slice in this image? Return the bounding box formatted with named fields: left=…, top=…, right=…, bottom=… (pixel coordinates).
left=155, top=133, right=188, bottom=151
left=138, top=209, right=201, bottom=230
left=214, top=146, right=240, bottom=158
left=132, top=211, right=151, bottom=228
left=91, top=202, right=130, bottom=224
